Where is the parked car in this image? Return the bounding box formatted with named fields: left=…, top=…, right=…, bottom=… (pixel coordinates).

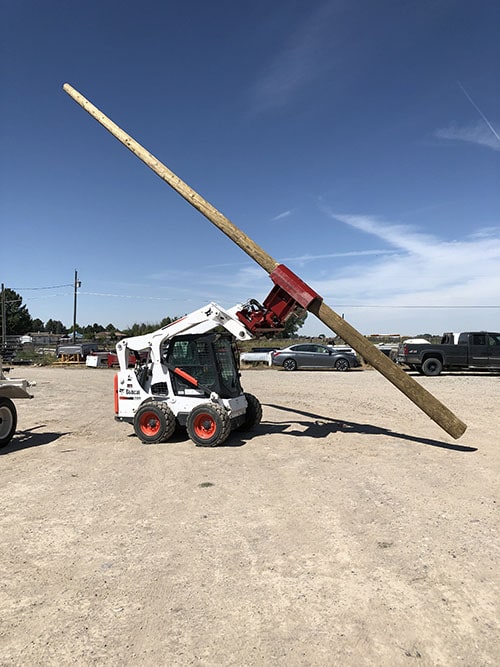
left=271, top=344, right=360, bottom=371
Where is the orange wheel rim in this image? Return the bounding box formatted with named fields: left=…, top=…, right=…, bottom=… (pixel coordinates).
left=193, top=413, right=216, bottom=439
left=139, top=411, right=160, bottom=436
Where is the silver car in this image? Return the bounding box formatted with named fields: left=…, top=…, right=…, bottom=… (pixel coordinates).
left=271, top=344, right=360, bottom=371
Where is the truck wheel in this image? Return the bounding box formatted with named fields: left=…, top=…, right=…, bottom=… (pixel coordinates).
left=421, top=358, right=443, bottom=377
left=0, top=397, right=17, bottom=448
left=134, top=402, right=176, bottom=444
left=283, top=358, right=297, bottom=371
left=187, top=403, right=231, bottom=447
left=335, top=358, right=350, bottom=372
left=236, top=393, right=263, bottom=432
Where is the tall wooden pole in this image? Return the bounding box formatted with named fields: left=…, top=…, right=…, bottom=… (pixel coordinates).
left=72, top=270, right=80, bottom=344
left=63, top=83, right=467, bottom=440
left=1, top=283, right=6, bottom=348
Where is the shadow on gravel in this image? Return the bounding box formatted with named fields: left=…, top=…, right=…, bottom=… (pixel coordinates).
left=263, top=404, right=477, bottom=452
left=0, top=426, right=70, bottom=454
left=126, top=429, right=251, bottom=448
left=405, top=370, right=500, bottom=377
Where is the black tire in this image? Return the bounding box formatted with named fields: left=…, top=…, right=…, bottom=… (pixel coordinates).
left=236, top=393, right=263, bottom=432
left=134, top=402, right=176, bottom=444
left=334, top=358, right=350, bottom=372
left=421, top=358, right=443, bottom=377
left=283, top=358, right=297, bottom=371
left=187, top=403, right=231, bottom=447
left=0, top=397, right=17, bottom=448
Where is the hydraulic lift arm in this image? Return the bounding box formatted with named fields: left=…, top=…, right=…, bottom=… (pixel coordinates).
left=116, top=302, right=253, bottom=371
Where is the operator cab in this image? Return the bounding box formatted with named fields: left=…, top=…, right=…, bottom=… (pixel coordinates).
left=163, top=332, right=243, bottom=399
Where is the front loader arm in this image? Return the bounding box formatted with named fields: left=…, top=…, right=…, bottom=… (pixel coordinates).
left=116, top=302, right=253, bottom=372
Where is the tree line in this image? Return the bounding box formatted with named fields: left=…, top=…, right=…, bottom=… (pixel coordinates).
left=0, top=288, right=178, bottom=338
left=0, top=288, right=306, bottom=339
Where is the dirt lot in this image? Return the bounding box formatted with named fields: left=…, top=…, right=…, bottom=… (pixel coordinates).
left=1, top=365, right=498, bottom=666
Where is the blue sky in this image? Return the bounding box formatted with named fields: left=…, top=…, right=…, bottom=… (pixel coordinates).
left=1, top=0, right=499, bottom=336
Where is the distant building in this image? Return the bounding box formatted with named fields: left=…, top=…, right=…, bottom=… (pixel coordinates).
left=28, top=332, right=63, bottom=345
left=369, top=334, right=402, bottom=340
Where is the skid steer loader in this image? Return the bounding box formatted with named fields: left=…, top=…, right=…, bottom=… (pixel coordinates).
left=114, top=267, right=318, bottom=447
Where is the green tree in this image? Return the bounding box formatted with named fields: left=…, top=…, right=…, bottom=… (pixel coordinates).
left=45, top=319, right=67, bottom=334
left=31, top=318, right=45, bottom=332
left=124, top=321, right=163, bottom=336
left=121, top=309, right=307, bottom=339
left=1, top=288, right=32, bottom=335
left=282, top=310, right=308, bottom=338
left=103, top=323, right=118, bottom=341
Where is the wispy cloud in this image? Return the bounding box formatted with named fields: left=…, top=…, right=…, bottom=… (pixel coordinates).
left=79, top=211, right=499, bottom=335
left=271, top=210, right=293, bottom=222
left=147, top=209, right=500, bottom=332
left=435, top=82, right=500, bottom=151
left=315, top=211, right=500, bottom=322
left=281, top=249, right=396, bottom=263
left=248, top=3, right=335, bottom=113
left=458, top=81, right=500, bottom=144
left=435, top=122, right=500, bottom=151
left=145, top=264, right=269, bottom=306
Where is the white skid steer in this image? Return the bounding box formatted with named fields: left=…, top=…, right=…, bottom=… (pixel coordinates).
left=114, top=267, right=318, bottom=447
left=114, top=301, right=260, bottom=447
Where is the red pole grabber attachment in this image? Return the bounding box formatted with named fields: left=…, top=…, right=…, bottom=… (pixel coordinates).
left=236, top=264, right=322, bottom=335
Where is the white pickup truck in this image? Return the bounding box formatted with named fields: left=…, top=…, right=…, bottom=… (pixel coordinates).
left=239, top=347, right=277, bottom=366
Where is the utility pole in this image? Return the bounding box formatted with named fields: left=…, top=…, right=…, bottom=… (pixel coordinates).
left=72, top=270, right=81, bottom=344
left=1, top=283, right=6, bottom=348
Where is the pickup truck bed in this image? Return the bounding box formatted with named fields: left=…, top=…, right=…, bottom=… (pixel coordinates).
left=239, top=347, right=277, bottom=366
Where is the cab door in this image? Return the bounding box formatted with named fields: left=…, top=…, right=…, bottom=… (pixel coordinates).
left=293, top=344, right=319, bottom=368
left=487, top=333, right=500, bottom=369
left=310, top=344, right=333, bottom=368
left=468, top=333, right=489, bottom=368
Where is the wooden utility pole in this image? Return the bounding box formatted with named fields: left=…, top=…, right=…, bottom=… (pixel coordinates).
left=63, top=83, right=467, bottom=440
left=72, top=270, right=80, bottom=344
left=1, top=283, right=6, bottom=349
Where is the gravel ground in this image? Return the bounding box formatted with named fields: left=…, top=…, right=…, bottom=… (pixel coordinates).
left=1, top=365, right=498, bottom=666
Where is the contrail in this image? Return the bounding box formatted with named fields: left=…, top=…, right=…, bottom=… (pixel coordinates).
left=458, top=80, right=500, bottom=144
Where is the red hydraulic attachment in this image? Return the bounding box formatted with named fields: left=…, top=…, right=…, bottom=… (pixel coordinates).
left=236, top=264, right=322, bottom=335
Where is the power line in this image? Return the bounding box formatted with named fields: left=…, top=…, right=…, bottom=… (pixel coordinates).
left=331, top=304, right=500, bottom=309
left=11, top=284, right=73, bottom=290
left=8, top=287, right=173, bottom=301
left=6, top=284, right=500, bottom=308
left=81, top=291, right=175, bottom=301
